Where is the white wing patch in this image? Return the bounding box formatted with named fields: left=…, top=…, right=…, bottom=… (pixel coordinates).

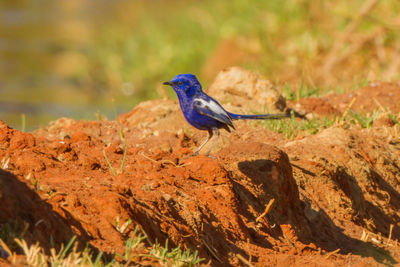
left=194, top=98, right=228, bottom=117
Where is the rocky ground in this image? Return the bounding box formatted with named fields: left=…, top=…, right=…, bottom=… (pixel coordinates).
left=1, top=68, right=400, bottom=266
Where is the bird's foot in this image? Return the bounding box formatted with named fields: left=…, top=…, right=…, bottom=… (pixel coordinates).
left=184, top=151, right=199, bottom=160
left=205, top=152, right=217, bottom=159
left=183, top=152, right=217, bottom=160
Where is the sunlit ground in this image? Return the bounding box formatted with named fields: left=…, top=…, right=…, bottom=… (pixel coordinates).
left=1, top=0, right=399, bottom=130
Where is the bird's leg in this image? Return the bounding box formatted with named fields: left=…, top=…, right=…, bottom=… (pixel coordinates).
left=194, top=129, right=213, bottom=155
left=185, top=129, right=213, bottom=159
left=205, top=128, right=219, bottom=157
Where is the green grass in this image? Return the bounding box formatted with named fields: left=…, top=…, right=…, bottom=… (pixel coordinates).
left=388, top=113, right=400, bottom=126
left=20, top=114, right=26, bottom=132
left=350, top=111, right=400, bottom=128
left=1, top=224, right=205, bottom=267
left=149, top=239, right=203, bottom=267
left=102, top=100, right=128, bottom=176
left=259, top=111, right=337, bottom=138
left=348, top=110, right=381, bottom=129
left=103, top=150, right=117, bottom=176
left=0, top=220, right=28, bottom=252
left=282, top=82, right=322, bottom=101
left=259, top=110, right=399, bottom=139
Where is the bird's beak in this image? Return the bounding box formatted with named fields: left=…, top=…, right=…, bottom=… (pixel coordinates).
left=163, top=81, right=172, bottom=86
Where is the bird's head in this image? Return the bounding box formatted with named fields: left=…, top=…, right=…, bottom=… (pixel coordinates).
left=163, top=74, right=202, bottom=96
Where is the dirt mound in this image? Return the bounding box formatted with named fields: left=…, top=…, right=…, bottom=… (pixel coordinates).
left=207, top=67, right=287, bottom=114
left=286, top=126, right=400, bottom=263
left=323, top=82, right=400, bottom=114
left=288, top=97, right=341, bottom=119
left=1, top=81, right=400, bottom=266
left=288, top=82, right=400, bottom=118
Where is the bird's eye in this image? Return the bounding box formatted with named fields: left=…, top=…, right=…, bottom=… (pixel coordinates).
left=178, top=81, right=183, bottom=85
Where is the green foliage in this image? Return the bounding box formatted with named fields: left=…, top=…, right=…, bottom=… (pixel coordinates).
left=149, top=239, right=204, bottom=267
left=115, top=225, right=147, bottom=262
left=103, top=142, right=128, bottom=176
left=346, top=111, right=400, bottom=128
left=84, top=0, right=400, bottom=102
left=3, top=224, right=204, bottom=266
left=13, top=236, right=114, bottom=267
left=348, top=111, right=381, bottom=129
left=388, top=113, right=400, bottom=126
left=103, top=150, right=117, bottom=176
left=119, top=145, right=128, bottom=172
left=259, top=111, right=336, bottom=138
left=2, top=0, right=400, bottom=129
left=261, top=109, right=400, bottom=138
left=0, top=220, right=28, bottom=251
left=21, top=114, right=26, bottom=132
left=282, top=83, right=321, bottom=101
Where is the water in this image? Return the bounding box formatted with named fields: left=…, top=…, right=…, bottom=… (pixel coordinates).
left=0, top=0, right=142, bottom=130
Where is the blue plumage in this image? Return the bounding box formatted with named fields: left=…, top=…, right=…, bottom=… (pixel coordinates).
left=163, top=74, right=287, bottom=157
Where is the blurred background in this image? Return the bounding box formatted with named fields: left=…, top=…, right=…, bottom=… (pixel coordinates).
left=1, top=0, right=399, bottom=130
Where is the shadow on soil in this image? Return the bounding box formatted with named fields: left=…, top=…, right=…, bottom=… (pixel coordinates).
left=333, top=167, right=400, bottom=235
left=0, top=169, right=102, bottom=258
left=119, top=183, right=249, bottom=265
left=238, top=158, right=398, bottom=266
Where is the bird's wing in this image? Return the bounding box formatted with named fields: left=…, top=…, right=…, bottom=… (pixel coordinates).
left=193, top=98, right=234, bottom=128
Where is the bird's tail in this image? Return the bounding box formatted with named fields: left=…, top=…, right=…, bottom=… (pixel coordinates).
left=228, top=112, right=289, bottom=120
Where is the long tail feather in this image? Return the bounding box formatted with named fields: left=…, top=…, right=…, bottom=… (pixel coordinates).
left=228, top=112, right=288, bottom=120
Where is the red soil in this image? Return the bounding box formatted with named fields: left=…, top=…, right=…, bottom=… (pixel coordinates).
left=1, top=81, right=400, bottom=266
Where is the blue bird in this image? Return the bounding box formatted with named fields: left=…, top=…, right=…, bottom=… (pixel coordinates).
left=163, top=74, right=288, bottom=157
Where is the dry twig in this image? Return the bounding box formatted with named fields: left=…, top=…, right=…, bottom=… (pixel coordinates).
left=338, top=97, right=357, bottom=123
left=387, top=224, right=394, bottom=245
left=202, top=240, right=222, bottom=263
left=325, top=248, right=340, bottom=259
left=256, top=199, right=275, bottom=223
left=237, top=254, right=255, bottom=267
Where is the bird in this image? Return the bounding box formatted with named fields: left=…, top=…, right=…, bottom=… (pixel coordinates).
left=163, top=74, right=288, bottom=157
